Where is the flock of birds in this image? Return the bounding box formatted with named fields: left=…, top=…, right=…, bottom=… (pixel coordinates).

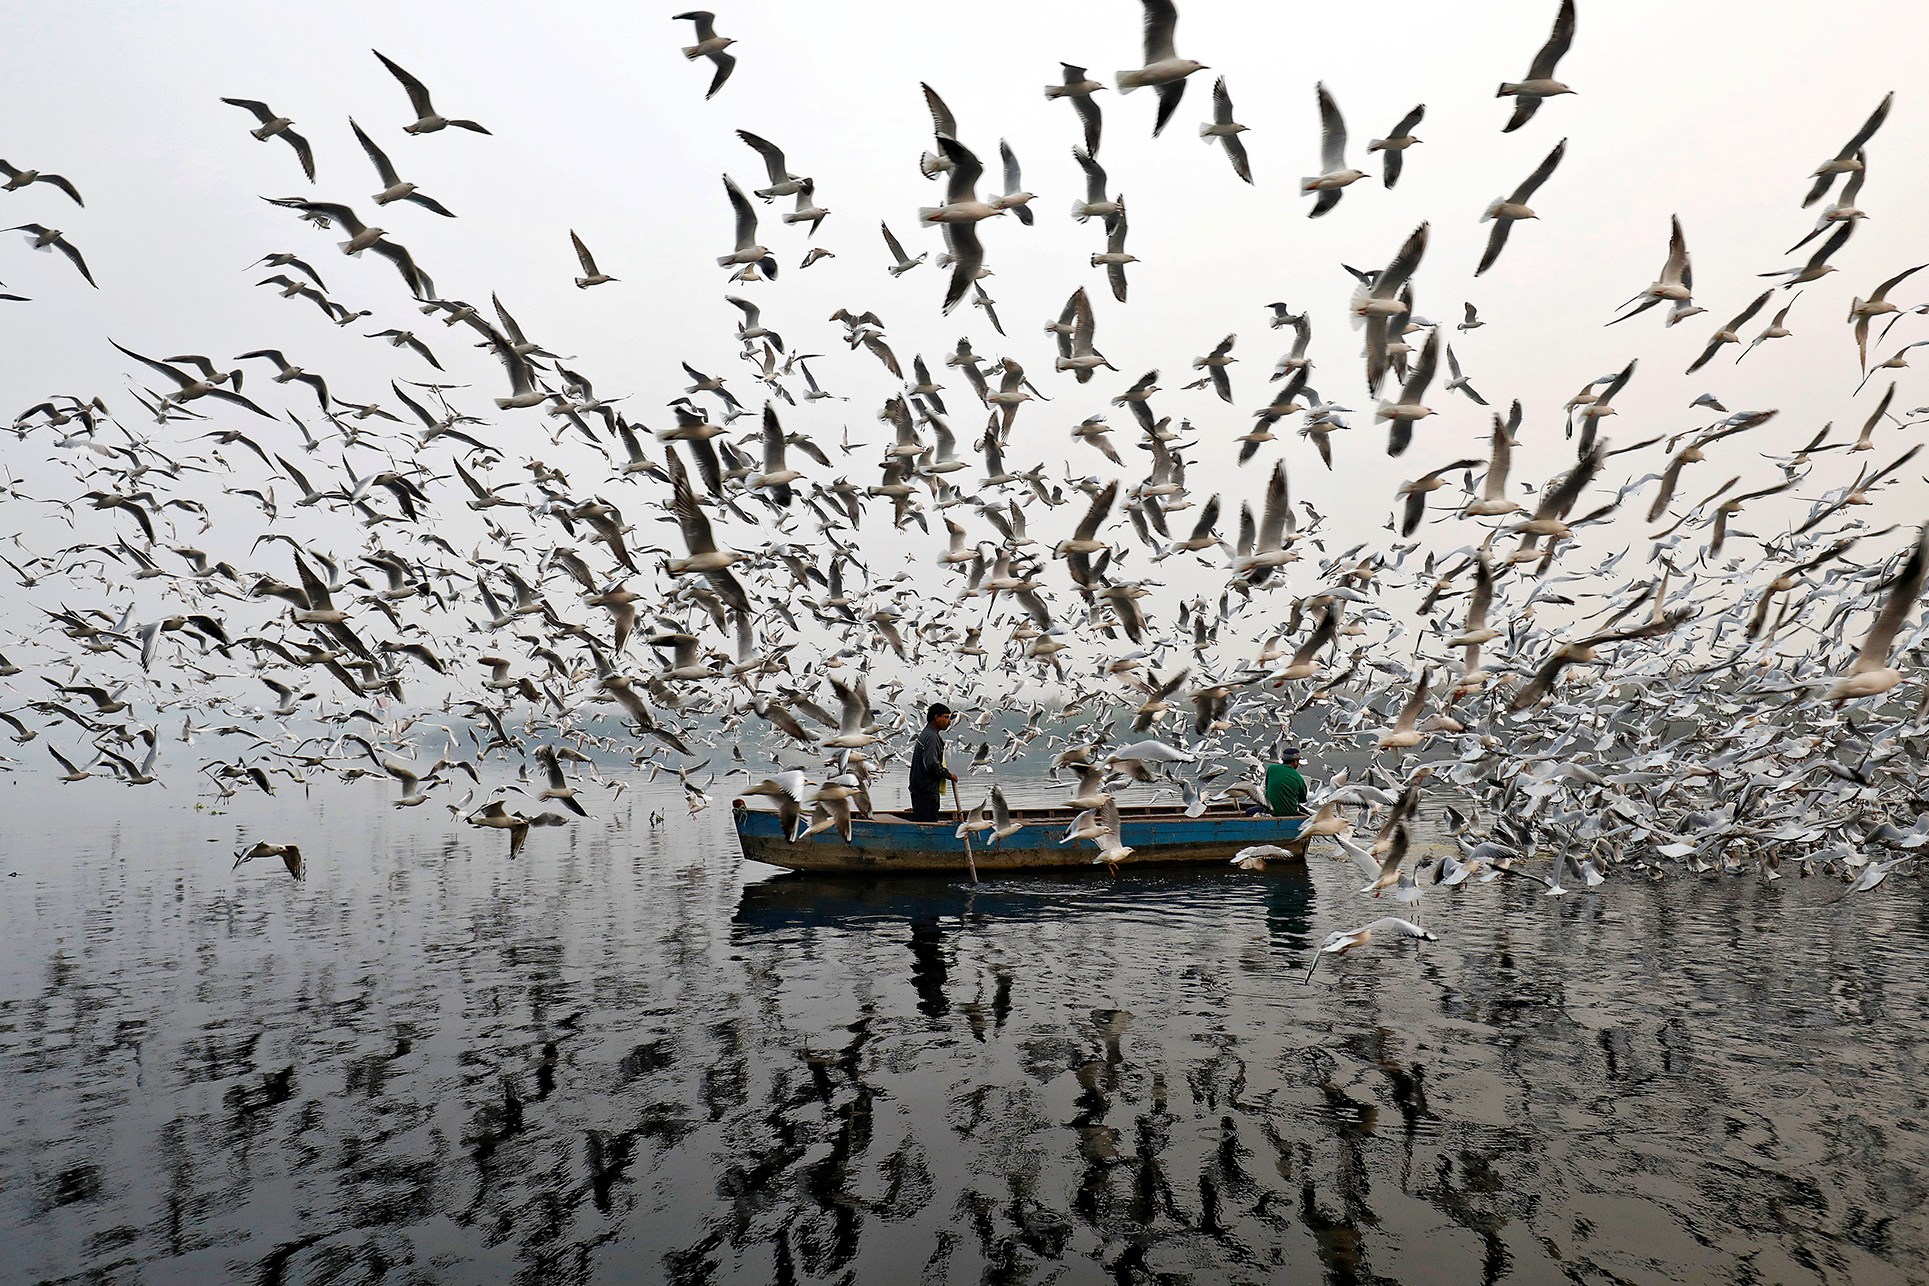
left=4, top=2, right=1929, bottom=979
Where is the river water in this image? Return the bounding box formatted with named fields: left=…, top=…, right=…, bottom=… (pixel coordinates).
left=3, top=772, right=1927, bottom=1285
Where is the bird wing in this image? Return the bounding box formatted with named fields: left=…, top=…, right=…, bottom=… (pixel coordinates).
left=724, top=175, right=758, bottom=247
left=570, top=230, right=600, bottom=276
left=1852, top=528, right=1929, bottom=673
left=940, top=135, right=984, bottom=203
left=1513, top=136, right=1567, bottom=202
left=1141, top=0, right=1180, bottom=62
left=880, top=220, right=911, bottom=265
left=921, top=82, right=958, bottom=140
left=349, top=119, right=400, bottom=187
left=735, top=130, right=789, bottom=185
left=1315, top=82, right=1347, bottom=172
left=1527, top=0, right=1578, bottom=81
left=373, top=50, right=435, bottom=117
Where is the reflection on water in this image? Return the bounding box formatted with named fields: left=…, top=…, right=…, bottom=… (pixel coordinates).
left=3, top=775, right=1928, bottom=1284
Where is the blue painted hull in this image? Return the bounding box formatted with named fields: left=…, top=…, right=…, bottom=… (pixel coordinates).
left=733, top=806, right=1307, bottom=873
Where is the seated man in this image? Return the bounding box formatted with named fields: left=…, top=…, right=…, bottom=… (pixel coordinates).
left=1263, top=745, right=1309, bottom=817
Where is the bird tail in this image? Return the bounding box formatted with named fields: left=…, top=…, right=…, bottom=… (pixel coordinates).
left=1198, top=122, right=1213, bottom=139
left=916, top=206, right=944, bottom=225
left=1497, top=82, right=1520, bottom=97
left=681, top=44, right=703, bottom=59
left=1070, top=201, right=1093, bottom=222
left=1348, top=282, right=1372, bottom=329
left=1366, top=138, right=1388, bottom=153
left=1116, top=70, right=1145, bottom=92
left=1849, top=296, right=1866, bottom=321
left=1044, top=85, right=1068, bottom=100
left=1480, top=199, right=1504, bottom=223
left=575, top=277, right=592, bottom=289
left=715, top=254, right=737, bottom=268
left=918, top=151, right=948, bottom=180
left=338, top=240, right=362, bottom=256
left=1300, top=176, right=1324, bottom=192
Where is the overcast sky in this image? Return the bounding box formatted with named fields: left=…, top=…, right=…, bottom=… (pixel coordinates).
left=3, top=0, right=1927, bottom=674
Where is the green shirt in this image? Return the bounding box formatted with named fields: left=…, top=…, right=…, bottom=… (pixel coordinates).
left=1264, top=763, right=1307, bottom=816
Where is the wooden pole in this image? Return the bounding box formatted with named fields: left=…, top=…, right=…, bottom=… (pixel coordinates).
left=950, top=775, right=980, bottom=885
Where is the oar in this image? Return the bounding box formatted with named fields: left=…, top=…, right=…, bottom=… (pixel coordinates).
left=949, top=774, right=980, bottom=885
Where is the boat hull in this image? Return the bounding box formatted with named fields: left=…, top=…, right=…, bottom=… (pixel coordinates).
left=732, top=805, right=1307, bottom=873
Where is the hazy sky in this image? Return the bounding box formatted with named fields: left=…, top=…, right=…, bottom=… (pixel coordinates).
left=4, top=0, right=1927, bottom=662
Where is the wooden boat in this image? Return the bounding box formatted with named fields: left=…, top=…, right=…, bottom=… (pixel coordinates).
left=731, top=801, right=1308, bottom=874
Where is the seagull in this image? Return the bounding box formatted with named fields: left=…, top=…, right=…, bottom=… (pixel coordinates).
left=570, top=230, right=615, bottom=288
left=233, top=841, right=304, bottom=881
left=736, top=130, right=807, bottom=201
left=348, top=119, right=454, bottom=215
left=919, top=137, right=1002, bottom=312
left=1476, top=137, right=1565, bottom=275
left=1498, top=0, right=1577, bottom=132
left=674, top=11, right=737, bottom=99
left=372, top=50, right=490, bottom=134
left=1069, top=146, right=1121, bottom=228
left=1609, top=215, right=1694, bottom=326
left=1848, top=263, right=1926, bottom=370
left=262, top=199, right=432, bottom=298
left=1354, top=223, right=1429, bottom=393
left=1685, top=290, right=1773, bottom=374
left=1302, top=918, right=1436, bottom=983
left=219, top=98, right=316, bottom=181
left=1302, top=83, right=1365, bottom=216
left=990, top=140, right=1035, bottom=224
left=1116, top=0, right=1209, bottom=138
left=1091, top=196, right=1136, bottom=303
left=1045, top=63, right=1105, bottom=155
left=1825, top=528, right=1927, bottom=702
left=1803, top=93, right=1892, bottom=208
left=0, top=159, right=84, bottom=206
left=1761, top=220, right=1853, bottom=288
left=7, top=224, right=95, bottom=287
left=880, top=221, right=925, bottom=276
left=717, top=175, right=778, bottom=280
left=1366, top=105, right=1424, bottom=187
left=1200, top=77, right=1252, bottom=184
left=1378, top=328, right=1441, bottom=456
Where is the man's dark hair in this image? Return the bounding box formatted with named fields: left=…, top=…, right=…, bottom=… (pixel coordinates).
left=927, top=703, right=953, bottom=723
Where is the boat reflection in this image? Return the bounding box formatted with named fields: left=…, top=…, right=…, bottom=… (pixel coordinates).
left=731, top=863, right=1317, bottom=935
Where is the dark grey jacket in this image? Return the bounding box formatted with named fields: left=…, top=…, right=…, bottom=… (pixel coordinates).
left=909, top=724, right=947, bottom=792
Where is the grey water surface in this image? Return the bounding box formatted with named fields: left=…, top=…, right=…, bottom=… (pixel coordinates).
left=4, top=773, right=1928, bottom=1285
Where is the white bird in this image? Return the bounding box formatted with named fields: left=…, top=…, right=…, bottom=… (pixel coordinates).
left=1497, top=0, right=1577, bottom=132
left=1303, top=918, right=1436, bottom=983
left=219, top=98, right=315, bottom=181
left=349, top=119, right=454, bottom=215
left=570, top=230, right=615, bottom=288
left=1302, top=83, right=1364, bottom=217
left=373, top=50, right=490, bottom=135
left=674, top=11, right=737, bottom=99
left=1200, top=77, right=1252, bottom=184
left=1116, top=0, right=1208, bottom=138
left=1476, top=138, right=1565, bottom=275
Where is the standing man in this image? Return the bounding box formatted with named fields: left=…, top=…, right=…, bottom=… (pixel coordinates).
left=1265, top=745, right=1309, bottom=817
left=909, top=703, right=959, bottom=822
